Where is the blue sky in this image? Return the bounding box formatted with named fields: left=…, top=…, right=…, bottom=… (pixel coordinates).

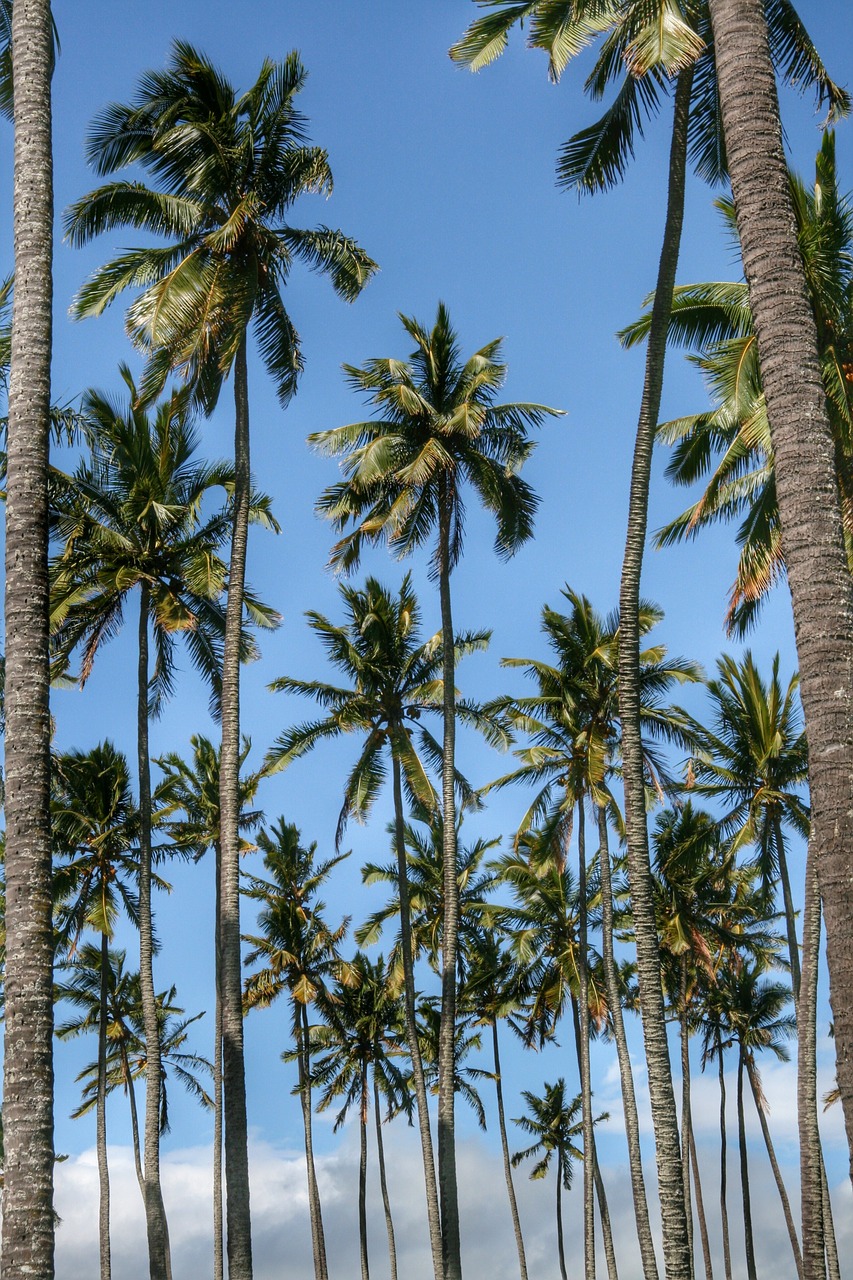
left=2, top=2, right=852, bottom=1275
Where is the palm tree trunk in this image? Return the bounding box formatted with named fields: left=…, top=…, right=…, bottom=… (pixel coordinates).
left=716, top=1034, right=732, bottom=1280
left=491, top=1020, right=528, bottom=1280
left=556, top=1153, right=568, bottom=1280
left=571, top=996, right=618, bottom=1280
left=213, top=841, right=224, bottom=1280
left=125, top=1052, right=146, bottom=1199
left=437, top=480, right=463, bottom=1280
left=745, top=1055, right=803, bottom=1279
left=818, top=1161, right=840, bottom=1280
left=736, top=1047, right=757, bottom=1280
left=219, top=333, right=254, bottom=1280
left=137, top=585, right=170, bottom=1280
left=677, top=962, right=695, bottom=1274
left=98, top=930, right=112, bottom=1280
left=373, top=1075, right=398, bottom=1280
left=298, top=1006, right=329, bottom=1280
left=576, top=803, right=596, bottom=1280
left=2, top=3, right=55, bottom=1275
left=773, top=816, right=801, bottom=1001
left=688, top=1111, right=712, bottom=1280
left=616, top=66, right=695, bottom=1280
left=359, top=1072, right=370, bottom=1280
left=597, top=806, right=659, bottom=1279
left=390, top=749, right=443, bottom=1279
left=707, top=0, right=853, bottom=1174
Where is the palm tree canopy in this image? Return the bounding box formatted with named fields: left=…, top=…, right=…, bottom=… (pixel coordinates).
left=64, top=41, right=378, bottom=410
left=311, top=302, right=563, bottom=575
left=155, top=733, right=267, bottom=859
left=512, top=1077, right=602, bottom=1188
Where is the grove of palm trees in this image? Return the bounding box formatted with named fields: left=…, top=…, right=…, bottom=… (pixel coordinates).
left=1, top=3, right=851, bottom=1279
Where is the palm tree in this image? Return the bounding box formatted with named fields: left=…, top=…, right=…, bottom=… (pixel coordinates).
left=266, top=574, right=496, bottom=1280
left=65, top=48, right=377, bottom=1276
left=51, top=369, right=269, bottom=1278
left=312, top=303, right=559, bottom=1278
left=705, top=0, right=853, bottom=1176
left=155, top=736, right=266, bottom=1280
left=243, top=820, right=351, bottom=1280
left=512, top=1079, right=604, bottom=1280
left=2, top=2, right=55, bottom=1271
left=51, top=742, right=140, bottom=1280
left=308, top=952, right=411, bottom=1280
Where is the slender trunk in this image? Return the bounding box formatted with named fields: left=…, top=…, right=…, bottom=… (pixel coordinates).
left=219, top=334, right=254, bottom=1278
left=774, top=816, right=801, bottom=1001
left=359, top=1071, right=370, bottom=1280
left=571, top=996, right=618, bottom=1280
left=373, top=1075, right=398, bottom=1280
left=708, top=0, right=853, bottom=1174
left=491, top=1020, right=528, bottom=1280
left=736, top=1048, right=757, bottom=1280
left=597, top=807, right=659, bottom=1279
left=688, top=1111, right=712, bottom=1280
left=576, top=803, right=596, bottom=1280
left=556, top=1153, right=568, bottom=1280
left=818, top=1160, right=840, bottom=1280
left=798, top=839, right=827, bottom=1280
left=213, top=840, right=224, bottom=1280
left=298, top=1005, right=328, bottom=1280
left=390, top=749, right=443, bottom=1278
left=716, top=1035, right=732, bottom=1280
left=616, top=66, right=695, bottom=1280
left=2, top=2, right=55, bottom=1275
left=125, top=1053, right=146, bottom=1198
left=745, top=1055, right=803, bottom=1279
left=98, top=930, right=112, bottom=1280
left=137, top=586, right=170, bottom=1280
left=437, top=480, right=462, bottom=1280
left=678, top=962, right=695, bottom=1275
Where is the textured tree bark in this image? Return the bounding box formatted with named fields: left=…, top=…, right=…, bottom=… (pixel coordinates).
left=736, top=1049, right=757, bottom=1280
left=707, top=0, right=853, bottom=1173
left=798, top=841, right=827, bottom=1280
left=597, top=807, right=660, bottom=1279
left=576, top=805, right=596, bottom=1280
left=98, top=931, right=113, bottom=1280
left=391, top=750, right=444, bottom=1279
left=219, top=335, right=254, bottom=1278
left=137, top=586, right=170, bottom=1280
left=298, top=1005, right=329, bottom=1280
left=2, top=2, right=55, bottom=1274
left=359, top=1074, right=370, bottom=1280
left=745, top=1055, right=803, bottom=1279
left=716, top=1035, right=733, bottom=1280
left=491, top=1020, right=528, bottom=1280
left=616, top=66, right=695, bottom=1280
left=437, top=480, right=463, bottom=1280
left=374, top=1075, right=399, bottom=1280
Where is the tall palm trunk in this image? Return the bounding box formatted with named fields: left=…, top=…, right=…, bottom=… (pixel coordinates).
left=373, top=1075, right=398, bottom=1280
left=715, top=1033, right=733, bottom=1280
left=359, top=1071, right=370, bottom=1280
left=707, top=0, right=853, bottom=1173
left=390, top=751, right=443, bottom=1278
left=125, top=1050, right=146, bottom=1197
left=597, top=806, right=659, bottom=1279
left=491, top=1019, right=528, bottom=1280
left=219, top=335, right=254, bottom=1279
left=571, top=996, right=619, bottom=1280
left=98, top=930, right=113, bottom=1280
left=556, top=1151, right=568, bottom=1280
left=744, top=1055, right=803, bottom=1279
left=677, top=960, right=695, bottom=1275
left=773, top=817, right=801, bottom=1000
left=137, top=585, right=171, bottom=1280
left=437, top=480, right=463, bottom=1279
left=736, top=1047, right=757, bottom=1280
left=2, top=2, right=55, bottom=1275
left=616, top=66, right=695, bottom=1280
left=687, top=1111, right=712, bottom=1280
left=297, top=1005, right=329, bottom=1280
left=576, top=803, right=596, bottom=1280
left=213, top=841, right=224, bottom=1280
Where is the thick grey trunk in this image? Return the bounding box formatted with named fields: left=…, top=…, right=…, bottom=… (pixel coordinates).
left=437, top=482, right=462, bottom=1280
left=98, top=931, right=112, bottom=1280
left=597, top=807, right=659, bottom=1279
left=137, top=586, right=170, bottom=1280
left=745, top=1055, right=803, bottom=1279
left=707, top=0, right=853, bottom=1174
left=492, top=1020, right=528, bottom=1280
left=390, top=751, right=443, bottom=1278
left=373, top=1075, right=398, bottom=1280
left=219, top=336, right=254, bottom=1278
left=616, top=67, right=695, bottom=1280
left=2, top=2, right=55, bottom=1274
